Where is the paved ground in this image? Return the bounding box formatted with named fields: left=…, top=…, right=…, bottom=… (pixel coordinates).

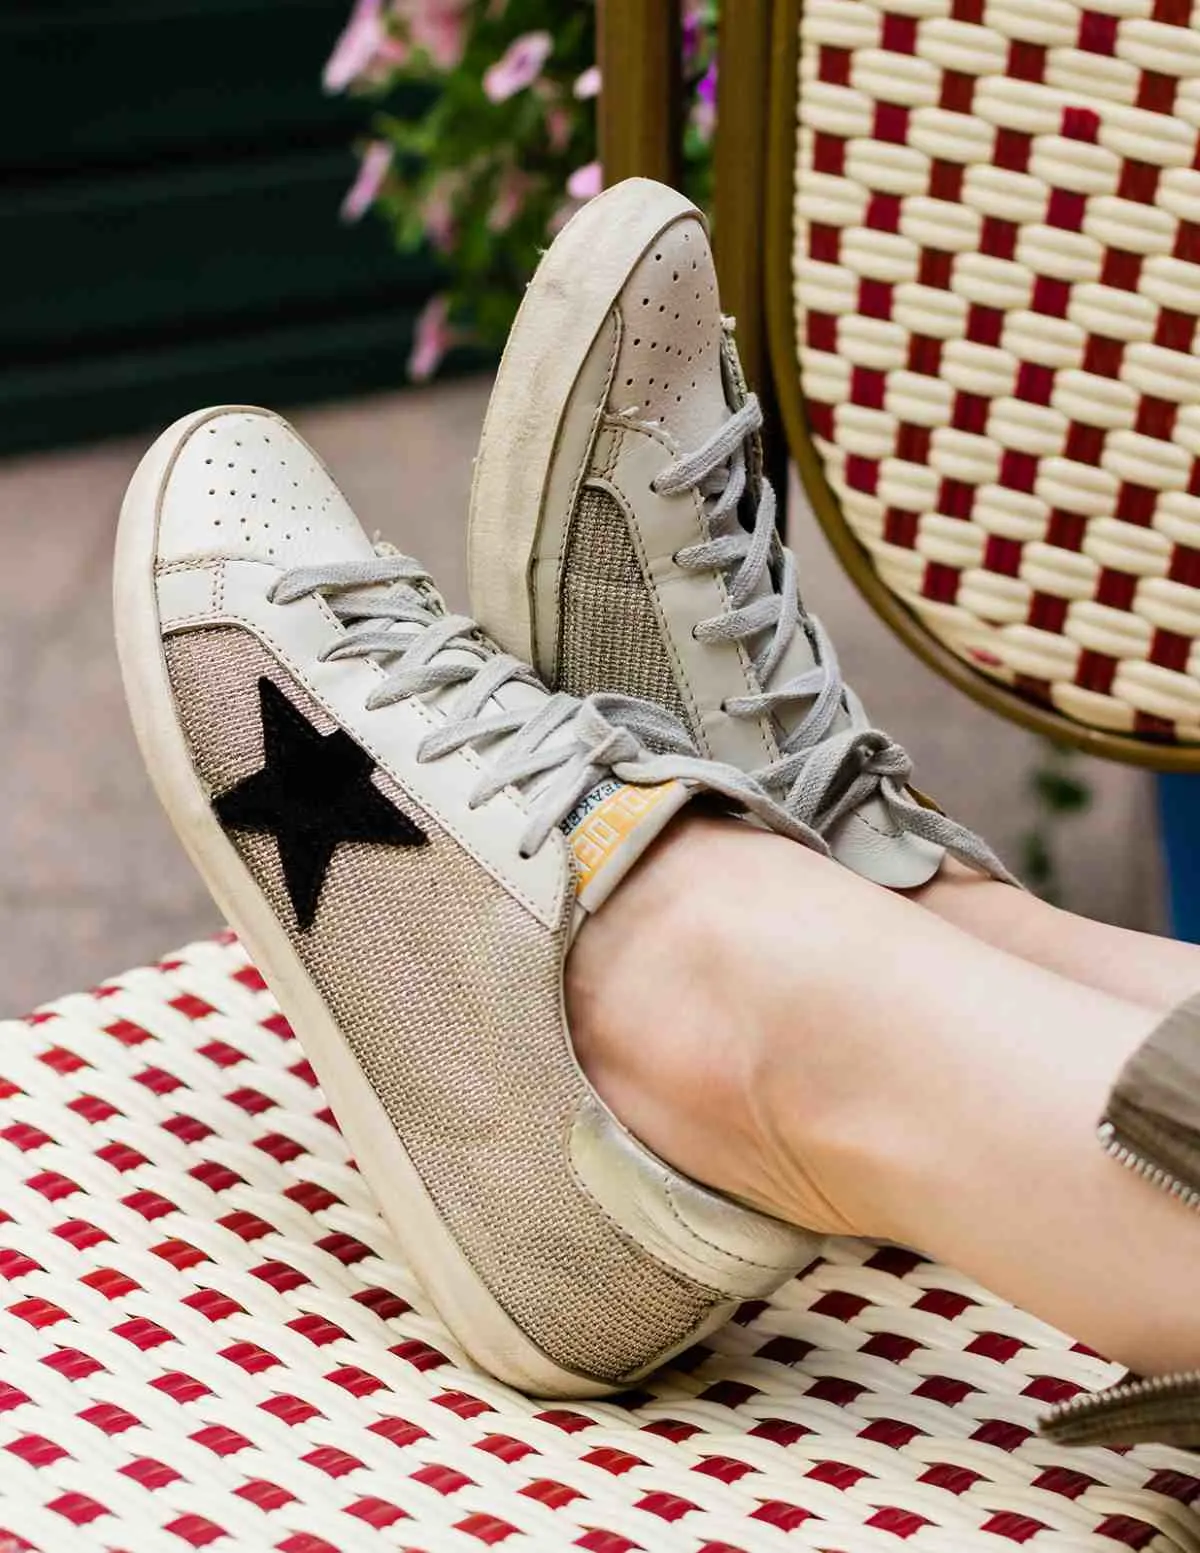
left=0, top=376, right=1165, bottom=1013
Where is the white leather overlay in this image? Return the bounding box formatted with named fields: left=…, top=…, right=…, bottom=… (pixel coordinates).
left=569, top=1092, right=817, bottom=1298
left=157, top=408, right=375, bottom=569
left=594, top=428, right=781, bottom=772
left=156, top=561, right=220, bottom=627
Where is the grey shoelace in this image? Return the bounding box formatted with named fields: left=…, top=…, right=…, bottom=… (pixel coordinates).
left=653, top=395, right=1017, bottom=883
left=270, top=553, right=828, bottom=861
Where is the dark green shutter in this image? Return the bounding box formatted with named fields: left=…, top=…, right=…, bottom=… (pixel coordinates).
left=1, top=0, right=435, bottom=455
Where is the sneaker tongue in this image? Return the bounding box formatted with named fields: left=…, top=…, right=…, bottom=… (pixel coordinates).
left=560, top=776, right=692, bottom=919
left=383, top=589, right=693, bottom=906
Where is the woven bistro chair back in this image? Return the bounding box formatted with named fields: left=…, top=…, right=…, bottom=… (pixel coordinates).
left=600, top=0, right=1200, bottom=769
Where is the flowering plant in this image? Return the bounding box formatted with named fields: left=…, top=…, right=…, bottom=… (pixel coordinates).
left=325, top=0, right=718, bottom=379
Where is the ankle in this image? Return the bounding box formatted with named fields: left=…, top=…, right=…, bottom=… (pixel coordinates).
left=567, top=815, right=771, bottom=1201
left=566, top=811, right=873, bottom=1238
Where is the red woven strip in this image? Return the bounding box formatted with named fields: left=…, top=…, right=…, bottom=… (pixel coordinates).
left=939, top=479, right=975, bottom=520
left=807, top=312, right=837, bottom=351
left=1029, top=594, right=1069, bottom=633
left=1016, top=362, right=1054, bottom=405
left=1083, top=336, right=1125, bottom=376
left=995, top=128, right=1032, bottom=173
left=1118, top=160, right=1161, bottom=204
left=966, top=303, right=1004, bottom=345
left=1100, top=249, right=1143, bottom=290
left=1062, top=105, right=1100, bottom=142
left=896, top=423, right=931, bottom=462
left=908, top=335, right=942, bottom=375
left=952, top=391, right=988, bottom=433
left=1076, top=651, right=1118, bottom=694
left=1169, top=544, right=1200, bottom=586
left=929, top=161, right=965, bottom=201
left=979, top=220, right=1016, bottom=261
left=1137, top=71, right=1178, bottom=115
left=1007, top=41, right=1046, bottom=81
left=1046, top=189, right=1086, bottom=232
left=1150, top=629, right=1191, bottom=672
left=884, top=509, right=920, bottom=547
left=1156, top=308, right=1196, bottom=351
left=809, top=224, right=841, bottom=263
left=812, top=132, right=846, bottom=176
left=922, top=562, right=961, bottom=604
left=941, top=71, right=975, bottom=112
left=1065, top=422, right=1106, bottom=464
left=818, top=44, right=850, bottom=85
left=985, top=536, right=1023, bottom=576
left=1115, top=485, right=1156, bottom=526
left=1135, top=397, right=1178, bottom=440
left=1097, top=569, right=1138, bottom=609
left=851, top=367, right=886, bottom=408
left=1078, top=11, right=1118, bottom=54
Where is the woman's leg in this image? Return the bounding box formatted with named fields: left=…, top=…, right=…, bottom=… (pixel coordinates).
left=907, top=858, right=1200, bottom=1013
left=567, top=815, right=1200, bottom=1379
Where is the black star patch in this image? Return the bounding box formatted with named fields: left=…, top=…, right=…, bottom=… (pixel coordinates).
left=214, top=677, right=427, bottom=930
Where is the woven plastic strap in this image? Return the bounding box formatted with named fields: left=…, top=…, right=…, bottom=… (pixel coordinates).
left=794, top=0, right=1200, bottom=742
left=0, top=933, right=1197, bottom=1551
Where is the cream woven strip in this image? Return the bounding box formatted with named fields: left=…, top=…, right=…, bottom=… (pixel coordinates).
left=0, top=933, right=1197, bottom=1550
left=794, top=0, right=1200, bottom=742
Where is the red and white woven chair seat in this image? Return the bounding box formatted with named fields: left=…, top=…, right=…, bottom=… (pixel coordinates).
left=793, top=0, right=1200, bottom=743
left=0, top=934, right=1197, bottom=1550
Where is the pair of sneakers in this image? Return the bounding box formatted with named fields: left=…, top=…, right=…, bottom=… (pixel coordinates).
left=115, top=178, right=1009, bottom=1398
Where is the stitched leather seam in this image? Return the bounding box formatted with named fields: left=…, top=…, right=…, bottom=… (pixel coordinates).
left=564, top=1110, right=725, bottom=1301
left=590, top=459, right=705, bottom=745
left=601, top=420, right=777, bottom=766
left=549, top=312, right=623, bottom=678
left=662, top=1178, right=800, bottom=1275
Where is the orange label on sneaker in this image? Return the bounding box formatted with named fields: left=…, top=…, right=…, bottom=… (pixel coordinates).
left=561, top=778, right=683, bottom=895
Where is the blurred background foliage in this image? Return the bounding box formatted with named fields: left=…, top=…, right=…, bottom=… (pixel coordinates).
left=326, top=0, right=718, bottom=378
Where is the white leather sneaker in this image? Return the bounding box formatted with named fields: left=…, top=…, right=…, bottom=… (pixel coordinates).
left=114, top=405, right=821, bottom=1399
left=468, top=178, right=1012, bottom=889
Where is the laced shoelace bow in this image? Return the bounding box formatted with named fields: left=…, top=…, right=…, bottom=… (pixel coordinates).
left=270, top=554, right=828, bottom=861
left=653, top=394, right=1017, bottom=884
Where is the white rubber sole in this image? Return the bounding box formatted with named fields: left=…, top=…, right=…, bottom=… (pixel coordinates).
left=113, top=407, right=622, bottom=1400
left=467, top=178, right=698, bottom=672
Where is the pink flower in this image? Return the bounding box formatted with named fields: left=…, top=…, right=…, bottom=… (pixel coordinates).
left=566, top=160, right=602, bottom=201
left=573, top=65, right=601, bottom=99
left=409, top=294, right=460, bottom=381
left=547, top=199, right=577, bottom=236
left=545, top=103, right=573, bottom=153
left=341, top=139, right=393, bottom=221
left=421, top=173, right=459, bottom=251
left=488, top=166, right=535, bottom=232
left=324, top=0, right=406, bottom=91
left=398, top=0, right=468, bottom=70
left=483, top=30, right=553, bottom=102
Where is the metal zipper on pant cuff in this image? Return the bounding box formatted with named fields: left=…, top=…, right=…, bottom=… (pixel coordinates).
left=1041, top=1369, right=1200, bottom=1447
left=1098, top=1119, right=1200, bottom=1214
